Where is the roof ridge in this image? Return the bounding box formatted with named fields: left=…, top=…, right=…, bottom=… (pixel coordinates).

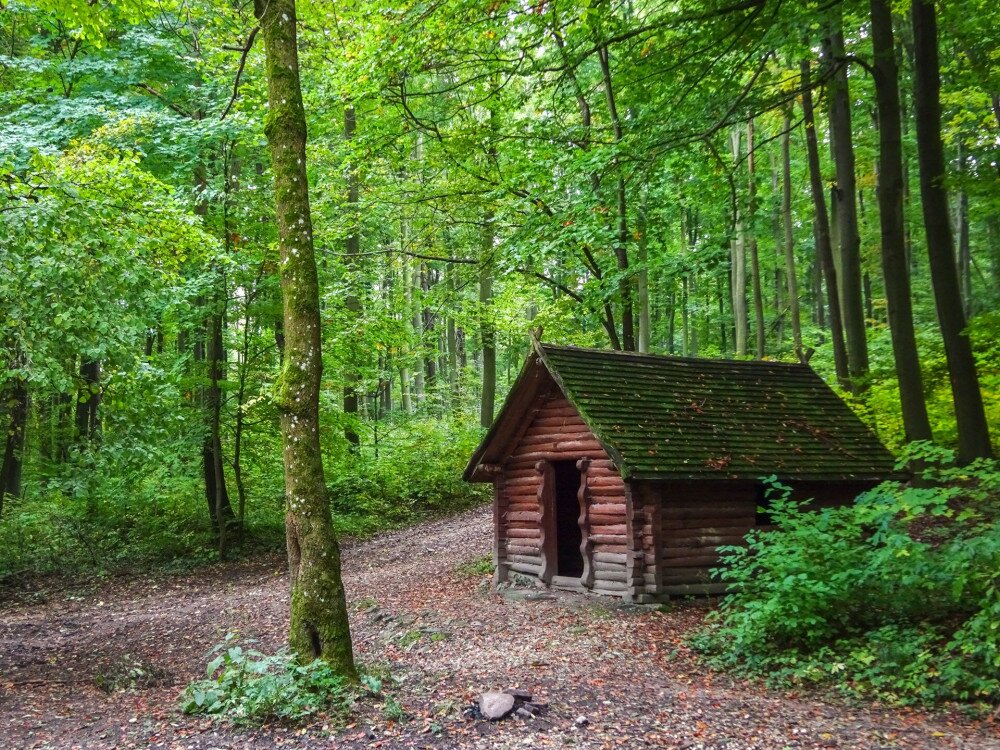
left=538, top=343, right=812, bottom=370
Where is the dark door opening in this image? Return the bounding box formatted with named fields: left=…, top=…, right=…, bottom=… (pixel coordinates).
left=552, top=460, right=584, bottom=577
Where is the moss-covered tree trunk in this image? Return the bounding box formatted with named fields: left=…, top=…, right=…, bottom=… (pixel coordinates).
left=870, top=0, right=933, bottom=445
left=910, top=0, right=993, bottom=462
left=253, top=0, right=356, bottom=675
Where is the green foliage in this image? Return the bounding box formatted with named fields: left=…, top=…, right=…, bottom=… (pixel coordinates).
left=182, top=634, right=354, bottom=725
left=325, top=415, right=490, bottom=536
left=692, top=450, right=1000, bottom=707
left=455, top=554, right=494, bottom=577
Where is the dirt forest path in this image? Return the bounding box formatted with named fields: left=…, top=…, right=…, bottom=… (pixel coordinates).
left=1, top=506, right=997, bottom=750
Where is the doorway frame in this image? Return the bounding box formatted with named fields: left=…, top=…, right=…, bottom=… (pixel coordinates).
left=535, top=458, right=594, bottom=588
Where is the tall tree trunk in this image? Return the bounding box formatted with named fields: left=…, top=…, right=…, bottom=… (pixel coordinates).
left=781, top=113, right=804, bottom=361
left=746, top=119, right=766, bottom=359
left=870, top=0, right=933, bottom=445
left=1, top=367, right=28, bottom=513
left=410, top=260, right=425, bottom=403
left=479, top=214, right=496, bottom=428
left=597, top=45, right=635, bottom=350
left=636, top=198, right=651, bottom=353
left=666, top=289, right=676, bottom=354
left=729, top=128, right=748, bottom=356
left=75, top=360, right=101, bottom=440
left=420, top=264, right=436, bottom=398
left=205, top=281, right=234, bottom=550
left=233, top=298, right=252, bottom=528
left=801, top=60, right=850, bottom=388
left=955, top=141, right=972, bottom=318
left=254, top=0, right=356, bottom=673
left=824, top=14, right=870, bottom=388
left=910, top=0, right=993, bottom=461
left=343, top=105, right=361, bottom=448
left=446, top=270, right=459, bottom=410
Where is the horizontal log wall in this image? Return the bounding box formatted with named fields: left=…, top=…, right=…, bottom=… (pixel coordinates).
left=497, top=390, right=628, bottom=592
left=658, top=481, right=756, bottom=593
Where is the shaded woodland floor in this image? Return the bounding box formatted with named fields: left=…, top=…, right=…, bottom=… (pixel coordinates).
left=1, top=506, right=998, bottom=750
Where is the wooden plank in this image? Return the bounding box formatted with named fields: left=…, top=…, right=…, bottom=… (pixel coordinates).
left=511, top=448, right=611, bottom=463
left=505, top=474, right=540, bottom=487
left=507, top=543, right=541, bottom=555
left=663, top=519, right=754, bottom=532
left=589, top=485, right=626, bottom=498
left=594, top=569, right=627, bottom=583
left=593, top=544, right=628, bottom=555
left=508, top=553, right=543, bottom=566
left=505, top=511, right=540, bottom=523
left=509, top=561, right=542, bottom=576
left=589, top=533, right=628, bottom=545
left=593, top=557, right=626, bottom=570
left=530, top=406, right=582, bottom=420
left=519, top=431, right=601, bottom=447
left=590, top=502, right=626, bottom=515
left=664, top=545, right=724, bottom=558
left=494, top=474, right=508, bottom=584
left=593, top=551, right=627, bottom=564
left=507, top=528, right=541, bottom=539
left=589, top=513, right=624, bottom=527
left=661, top=507, right=754, bottom=522
left=662, top=555, right=720, bottom=567
left=664, top=533, right=748, bottom=547
left=662, top=569, right=715, bottom=584
left=506, top=519, right=539, bottom=530
left=587, top=474, right=625, bottom=486
left=537, top=460, right=556, bottom=584
left=662, top=582, right=729, bottom=596
left=590, top=523, right=627, bottom=536
left=591, top=582, right=627, bottom=595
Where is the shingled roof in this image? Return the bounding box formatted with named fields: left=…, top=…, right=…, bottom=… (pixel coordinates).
left=465, top=342, right=896, bottom=482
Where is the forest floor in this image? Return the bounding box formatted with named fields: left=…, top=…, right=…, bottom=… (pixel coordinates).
left=1, top=506, right=998, bottom=750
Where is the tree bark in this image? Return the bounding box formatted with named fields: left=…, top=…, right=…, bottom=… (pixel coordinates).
left=75, top=360, right=101, bottom=440
left=780, top=113, right=804, bottom=361
left=870, top=0, right=933, bottom=445
left=1, top=368, right=28, bottom=513
left=729, top=128, right=748, bottom=357
left=343, top=105, right=361, bottom=448
left=636, top=198, right=651, bottom=353
left=746, top=119, right=766, bottom=359
left=824, top=12, right=869, bottom=388
left=597, top=45, right=635, bottom=351
left=480, top=214, right=496, bottom=428
left=254, top=0, right=357, bottom=673
left=205, top=281, right=234, bottom=550
left=910, top=0, right=993, bottom=461
left=955, top=141, right=972, bottom=318
left=801, top=60, right=850, bottom=388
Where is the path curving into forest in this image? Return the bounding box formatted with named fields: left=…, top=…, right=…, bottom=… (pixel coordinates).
left=1, top=506, right=997, bottom=749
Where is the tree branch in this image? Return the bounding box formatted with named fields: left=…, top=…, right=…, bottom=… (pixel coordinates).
left=220, top=26, right=260, bottom=121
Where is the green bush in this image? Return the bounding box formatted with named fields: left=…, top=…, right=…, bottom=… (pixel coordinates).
left=692, top=445, right=1000, bottom=707
left=326, top=415, right=490, bottom=536
left=182, top=634, right=354, bottom=725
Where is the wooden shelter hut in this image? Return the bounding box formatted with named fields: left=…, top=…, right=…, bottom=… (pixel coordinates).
left=464, top=343, right=895, bottom=601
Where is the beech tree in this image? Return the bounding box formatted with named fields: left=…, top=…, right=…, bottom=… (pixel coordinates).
left=253, top=0, right=356, bottom=672
left=910, top=0, right=993, bottom=461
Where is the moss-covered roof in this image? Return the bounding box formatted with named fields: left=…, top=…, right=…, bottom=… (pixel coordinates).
left=465, top=343, right=895, bottom=482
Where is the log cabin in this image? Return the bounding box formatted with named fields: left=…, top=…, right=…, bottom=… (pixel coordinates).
left=464, top=342, right=896, bottom=601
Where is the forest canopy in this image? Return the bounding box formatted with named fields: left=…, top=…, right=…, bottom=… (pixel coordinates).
left=1, top=0, right=997, bottom=586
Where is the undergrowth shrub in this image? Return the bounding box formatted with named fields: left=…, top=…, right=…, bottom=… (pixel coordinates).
left=692, top=444, right=1000, bottom=708
left=182, top=635, right=354, bottom=725
left=326, top=415, right=489, bottom=536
